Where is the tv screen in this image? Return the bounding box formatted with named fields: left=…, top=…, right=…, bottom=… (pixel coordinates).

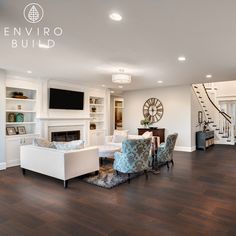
left=49, top=88, right=84, bottom=110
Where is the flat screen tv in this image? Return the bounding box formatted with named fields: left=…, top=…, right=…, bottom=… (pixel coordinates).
left=49, top=88, right=84, bottom=110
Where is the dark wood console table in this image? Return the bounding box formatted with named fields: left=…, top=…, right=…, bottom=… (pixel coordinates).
left=138, top=128, right=165, bottom=143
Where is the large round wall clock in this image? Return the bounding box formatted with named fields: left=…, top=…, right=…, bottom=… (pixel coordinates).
left=143, top=98, right=164, bottom=123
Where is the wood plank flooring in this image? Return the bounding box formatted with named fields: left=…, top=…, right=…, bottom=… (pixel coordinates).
left=0, top=145, right=236, bottom=235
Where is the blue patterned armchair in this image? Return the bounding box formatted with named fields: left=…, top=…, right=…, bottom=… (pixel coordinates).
left=113, top=138, right=152, bottom=182
left=156, top=133, right=178, bottom=168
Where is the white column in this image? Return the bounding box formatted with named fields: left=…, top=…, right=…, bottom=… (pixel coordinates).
left=0, top=69, right=6, bottom=170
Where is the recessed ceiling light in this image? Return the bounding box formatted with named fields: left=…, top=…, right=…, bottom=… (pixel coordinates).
left=27, top=70, right=32, bottom=74
left=39, top=43, right=50, bottom=49
left=110, top=90, right=115, bottom=94
left=178, top=56, right=186, bottom=62
left=118, top=85, right=123, bottom=88
left=102, top=84, right=106, bottom=87
left=157, top=80, right=163, bottom=84
left=109, top=12, right=122, bottom=21
left=206, top=74, right=212, bottom=78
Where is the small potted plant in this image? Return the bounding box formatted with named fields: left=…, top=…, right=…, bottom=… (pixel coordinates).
left=140, top=118, right=150, bottom=128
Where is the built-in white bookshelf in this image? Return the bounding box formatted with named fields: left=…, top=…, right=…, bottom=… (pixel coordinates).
left=89, top=96, right=105, bottom=130
left=5, top=87, right=38, bottom=136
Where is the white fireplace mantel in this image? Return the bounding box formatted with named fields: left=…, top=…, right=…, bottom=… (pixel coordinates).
left=38, top=117, right=91, bottom=145
left=37, top=117, right=92, bottom=121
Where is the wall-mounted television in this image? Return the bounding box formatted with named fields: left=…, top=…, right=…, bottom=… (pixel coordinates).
left=49, top=88, right=84, bottom=110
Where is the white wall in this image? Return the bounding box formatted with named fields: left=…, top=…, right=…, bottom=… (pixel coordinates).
left=215, top=81, right=236, bottom=98
left=0, top=69, right=6, bottom=169
left=123, top=85, right=193, bottom=151
left=191, top=88, right=203, bottom=148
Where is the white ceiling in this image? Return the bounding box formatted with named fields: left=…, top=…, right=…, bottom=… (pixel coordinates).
left=0, top=0, right=236, bottom=91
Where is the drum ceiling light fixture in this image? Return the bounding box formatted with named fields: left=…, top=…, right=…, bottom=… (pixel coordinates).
left=112, top=73, right=131, bottom=84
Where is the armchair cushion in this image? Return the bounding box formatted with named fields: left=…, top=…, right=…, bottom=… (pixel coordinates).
left=142, top=131, right=153, bottom=139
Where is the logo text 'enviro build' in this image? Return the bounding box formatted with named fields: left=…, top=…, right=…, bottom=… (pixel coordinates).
left=2, top=3, right=63, bottom=48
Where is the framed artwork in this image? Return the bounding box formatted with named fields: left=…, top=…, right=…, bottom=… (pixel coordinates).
left=198, top=111, right=203, bottom=124
left=6, top=127, right=17, bottom=135
left=17, top=126, right=26, bottom=135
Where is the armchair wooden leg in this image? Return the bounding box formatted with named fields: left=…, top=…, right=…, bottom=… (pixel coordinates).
left=166, top=162, right=169, bottom=169
left=171, top=159, right=174, bottom=165
left=144, top=170, right=148, bottom=180
left=128, top=173, right=130, bottom=184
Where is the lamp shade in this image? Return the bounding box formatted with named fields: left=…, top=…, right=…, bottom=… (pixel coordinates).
left=112, top=74, right=131, bottom=84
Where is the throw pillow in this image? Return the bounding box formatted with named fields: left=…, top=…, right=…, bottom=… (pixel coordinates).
left=142, top=131, right=153, bottom=139
left=112, top=130, right=128, bottom=143
left=33, top=138, right=55, bottom=148
left=53, top=140, right=84, bottom=150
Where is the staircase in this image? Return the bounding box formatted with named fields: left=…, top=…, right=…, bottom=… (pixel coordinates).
left=192, top=83, right=234, bottom=145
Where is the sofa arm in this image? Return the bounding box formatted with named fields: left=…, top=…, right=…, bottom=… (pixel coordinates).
left=105, top=135, right=113, bottom=143
left=64, top=147, right=99, bottom=180
left=20, top=145, right=66, bottom=180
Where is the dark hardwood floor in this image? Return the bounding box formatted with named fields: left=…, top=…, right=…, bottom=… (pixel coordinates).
left=0, top=145, right=236, bottom=235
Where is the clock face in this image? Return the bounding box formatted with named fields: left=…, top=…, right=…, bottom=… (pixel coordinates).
left=143, top=98, right=164, bottom=123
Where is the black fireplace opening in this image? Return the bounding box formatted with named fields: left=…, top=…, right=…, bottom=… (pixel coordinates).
left=51, top=130, right=80, bottom=142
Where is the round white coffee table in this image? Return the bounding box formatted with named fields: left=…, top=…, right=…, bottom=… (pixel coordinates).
left=98, top=145, right=121, bottom=159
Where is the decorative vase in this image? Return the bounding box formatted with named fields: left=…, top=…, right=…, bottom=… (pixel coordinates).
left=16, top=113, right=24, bottom=122
left=8, top=113, right=16, bottom=122
left=91, top=106, right=96, bottom=112
left=90, top=123, right=96, bottom=130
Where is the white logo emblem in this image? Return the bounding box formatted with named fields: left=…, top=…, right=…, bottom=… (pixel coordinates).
left=23, top=3, right=44, bottom=23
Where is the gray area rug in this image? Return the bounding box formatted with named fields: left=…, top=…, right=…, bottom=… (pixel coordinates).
left=82, top=163, right=140, bottom=189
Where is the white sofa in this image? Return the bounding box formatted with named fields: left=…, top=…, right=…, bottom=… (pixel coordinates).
left=105, top=135, right=160, bottom=148
left=20, top=145, right=99, bottom=188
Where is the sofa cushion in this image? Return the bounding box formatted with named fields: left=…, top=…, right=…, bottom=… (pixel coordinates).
left=112, top=130, right=128, bottom=143
left=53, top=140, right=84, bottom=150
left=33, top=138, right=55, bottom=148
left=142, top=131, right=153, bottom=139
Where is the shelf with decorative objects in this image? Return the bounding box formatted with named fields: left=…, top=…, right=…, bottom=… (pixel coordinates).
left=89, top=96, right=105, bottom=131
left=89, top=96, right=105, bottom=145
left=5, top=86, right=38, bottom=137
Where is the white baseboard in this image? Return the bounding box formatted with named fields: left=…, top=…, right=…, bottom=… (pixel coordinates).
left=214, top=140, right=234, bottom=145
left=0, top=162, right=6, bottom=170
left=6, top=159, right=20, bottom=168
left=175, top=146, right=196, bottom=152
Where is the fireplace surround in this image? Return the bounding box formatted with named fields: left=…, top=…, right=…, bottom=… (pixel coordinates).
left=51, top=130, right=80, bottom=142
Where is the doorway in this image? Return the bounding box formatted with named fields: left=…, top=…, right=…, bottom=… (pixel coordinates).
left=114, top=98, right=124, bottom=130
